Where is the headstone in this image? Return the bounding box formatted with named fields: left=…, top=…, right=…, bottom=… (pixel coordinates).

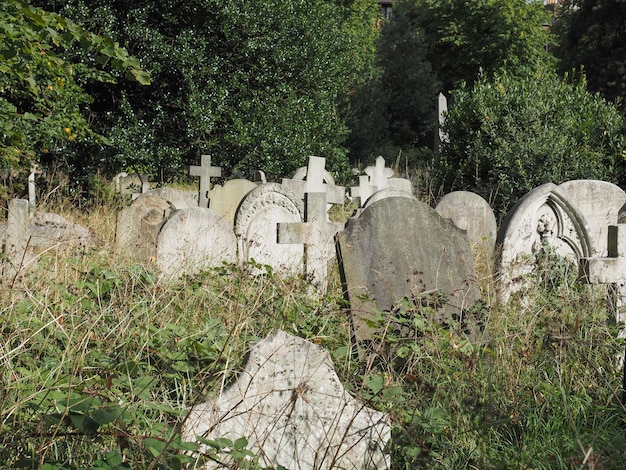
left=114, top=172, right=153, bottom=197
left=208, top=179, right=257, bottom=227
left=336, top=197, right=481, bottom=341
left=435, top=191, right=497, bottom=251
left=282, top=156, right=345, bottom=206
left=156, top=207, right=237, bottom=279
left=495, top=183, right=592, bottom=302
left=234, top=183, right=304, bottom=275
left=189, top=154, right=222, bottom=208
left=435, top=92, right=449, bottom=151
left=134, top=187, right=197, bottom=209
left=557, top=180, right=626, bottom=257
left=29, top=212, right=93, bottom=253
left=28, top=163, right=42, bottom=211
left=3, top=199, right=33, bottom=276
left=350, top=157, right=413, bottom=208
left=183, top=330, right=390, bottom=470
left=116, top=195, right=175, bottom=263
left=278, top=192, right=344, bottom=288
left=364, top=156, right=394, bottom=191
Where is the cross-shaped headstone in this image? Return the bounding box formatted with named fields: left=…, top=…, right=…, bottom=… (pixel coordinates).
left=349, top=175, right=375, bottom=206
left=580, top=224, right=626, bottom=404
left=189, top=154, right=221, bottom=208
left=282, top=156, right=345, bottom=206
left=364, top=156, right=394, bottom=192
left=278, top=192, right=343, bottom=288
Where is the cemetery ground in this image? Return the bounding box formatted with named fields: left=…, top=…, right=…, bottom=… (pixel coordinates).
left=2, top=193, right=626, bottom=470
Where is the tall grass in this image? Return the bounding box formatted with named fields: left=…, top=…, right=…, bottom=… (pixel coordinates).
left=1, top=197, right=625, bottom=469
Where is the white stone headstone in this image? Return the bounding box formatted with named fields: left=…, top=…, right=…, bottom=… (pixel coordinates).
left=282, top=156, right=345, bottom=206
left=183, top=330, right=390, bottom=470
left=208, top=179, right=257, bottom=227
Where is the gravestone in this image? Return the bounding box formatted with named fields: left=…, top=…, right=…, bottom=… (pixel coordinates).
left=3, top=199, right=33, bottom=276
left=495, top=183, right=592, bottom=302
left=234, top=183, right=304, bottom=275
left=435, top=191, right=497, bottom=251
left=350, top=157, right=413, bottom=207
left=183, top=330, right=390, bottom=470
left=208, top=179, right=257, bottom=227
left=135, top=187, right=197, bottom=209
left=113, top=172, right=153, bottom=197
left=435, top=92, right=449, bottom=151
left=278, top=192, right=344, bottom=288
left=557, top=180, right=626, bottom=257
left=190, top=154, right=222, bottom=208
left=156, top=207, right=237, bottom=279
left=116, top=195, right=175, bottom=263
left=336, top=197, right=481, bottom=341
left=282, top=156, right=345, bottom=206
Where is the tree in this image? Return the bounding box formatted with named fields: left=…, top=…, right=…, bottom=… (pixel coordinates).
left=36, top=0, right=368, bottom=183
left=0, top=0, right=148, bottom=185
left=431, top=69, right=626, bottom=218
left=555, top=0, right=626, bottom=108
left=402, top=0, right=554, bottom=92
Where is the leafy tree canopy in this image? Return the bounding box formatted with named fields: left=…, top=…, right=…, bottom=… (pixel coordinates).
left=0, top=0, right=148, bottom=176
left=555, top=0, right=626, bottom=108
left=431, top=68, right=626, bottom=218
left=400, top=0, right=554, bottom=92
left=37, top=0, right=371, bottom=183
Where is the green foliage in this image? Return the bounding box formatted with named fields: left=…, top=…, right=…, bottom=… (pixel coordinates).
left=555, top=0, right=626, bottom=109
left=0, top=0, right=148, bottom=176
left=431, top=69, right=626, bottom=217
left=35, top=0, right=366, bottom=184
left=401, top=0, right=554, bottom=92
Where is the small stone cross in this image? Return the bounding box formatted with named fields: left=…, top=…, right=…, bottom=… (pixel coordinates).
left=282, top=156, right=345, bottom=206
left=349, top=175, right=375, bottom=206
left=189, top=154, right=221, bottom=208
left=364, top=156, right=394, bottom=192
left=278, top=192, right=343, bottom=288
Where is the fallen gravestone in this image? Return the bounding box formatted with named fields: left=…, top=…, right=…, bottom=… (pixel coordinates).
left=435, top=191, right=497, bottom=252
left=234, top=183, right=304, bottom=275
left=156, top=207, right=237, bottom=279
left=495, top=183, right=592, bottom=302
left=183, top=330, right=390, bottom=470
left=336, top=197, right=481, bottom=341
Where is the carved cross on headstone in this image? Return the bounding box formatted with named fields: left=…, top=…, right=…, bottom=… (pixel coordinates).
left=364, top=156, right=394, bottom=192
left=189, top=154, right=221, bottom=208
left=580, top=224, right=626, bottom=404
left=278, top=192, right=343, bottom=288
left=281, top=156, right=345, bottom=206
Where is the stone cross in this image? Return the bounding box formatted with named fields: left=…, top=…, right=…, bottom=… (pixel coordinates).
left=278, top=192, right=343, bottom=288
left=281, top=156, right=345, bottom=205
left=364, top=156, right=394, bottom=192
left=580, top=224, right=626, bottom=404
left=189, top=154, right=221, bottom=208
left=349, top=175, right=374, bottom=205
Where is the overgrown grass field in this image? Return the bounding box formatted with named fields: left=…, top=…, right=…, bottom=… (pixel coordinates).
left=1, top=194, right=625, bottom=469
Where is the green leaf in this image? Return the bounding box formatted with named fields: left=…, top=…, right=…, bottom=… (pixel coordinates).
left=364, top=374, right=384, bottom=395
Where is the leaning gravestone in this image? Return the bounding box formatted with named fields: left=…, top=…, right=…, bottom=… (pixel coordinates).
left=336, top=197, right=481, bottom=341
left=208, top=179, right=257, bottom=227
left=156, top=207, right=237, bottom=279
left=557, top=180, right=626, bottom=257
left=234, top=183, right=304, bottom=275
left=183, top=330, right=390, bottom=470
left=435, top=191, right=497, bottom=252
left=495, top=183, right=592, bottom=302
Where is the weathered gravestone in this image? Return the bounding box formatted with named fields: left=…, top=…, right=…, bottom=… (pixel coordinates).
left=113, top=172, right=153, bottom=197
left=495, top=183, right=592, bottom=302
left=281, top=156, right=345, bottom=206
left=116, top=189, right=197, bottom=264
left=183, top=330, right=390, bottom=470
left=435, top=191, right=497, bottom=253
left=234, top=183, right=304, bottom=275
left=557, top=180, right=626, bottom=257
left=2, top=199, right=93, bottom=277
left=336, top=197, right=481, bottom=341
left=349, top=156, right=413, bottom=207
left=190, top=154, right=222, bottom=208
left=156, top=207, right=237, bottom=279
left=208, top=179, right=257, bottom=227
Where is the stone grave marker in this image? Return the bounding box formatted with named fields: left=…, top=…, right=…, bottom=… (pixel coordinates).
left=350, top=157, right=413, bottom=208
left=495, top=183, right=592, bottom=302
left=190, top=154, right=222, bottom=208
left=435, top=92, right=449, bottom=151
left=156, top=207, right=237, bottom=279
left=282, top=156, right=345, bottom=206
left=336, top=196, right=481, bottom=341
left=278, top=192, right=344, bottom=289
left=183, top=330, right=390, bottom=470
left=234, top=183, right=304, bottom=275
left=557, top=180, right=626, bottom=257
left=3, top=199, right=33, bottom=277
left=114, top=172, right=153, bottom=197
left=134, top=187, right=198, bottom=208
left=208, top=179, right=257, bottom=227
left=435, top=191, right=497, bottom=252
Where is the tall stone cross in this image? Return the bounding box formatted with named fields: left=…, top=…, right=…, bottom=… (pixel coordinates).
left=580, top=224, right=626, bottom=404
left=278, top=192, right=343, bottom=289
left=281, top=156, right=345, bottom=206
left=189, top=154, right=221, bottom=208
